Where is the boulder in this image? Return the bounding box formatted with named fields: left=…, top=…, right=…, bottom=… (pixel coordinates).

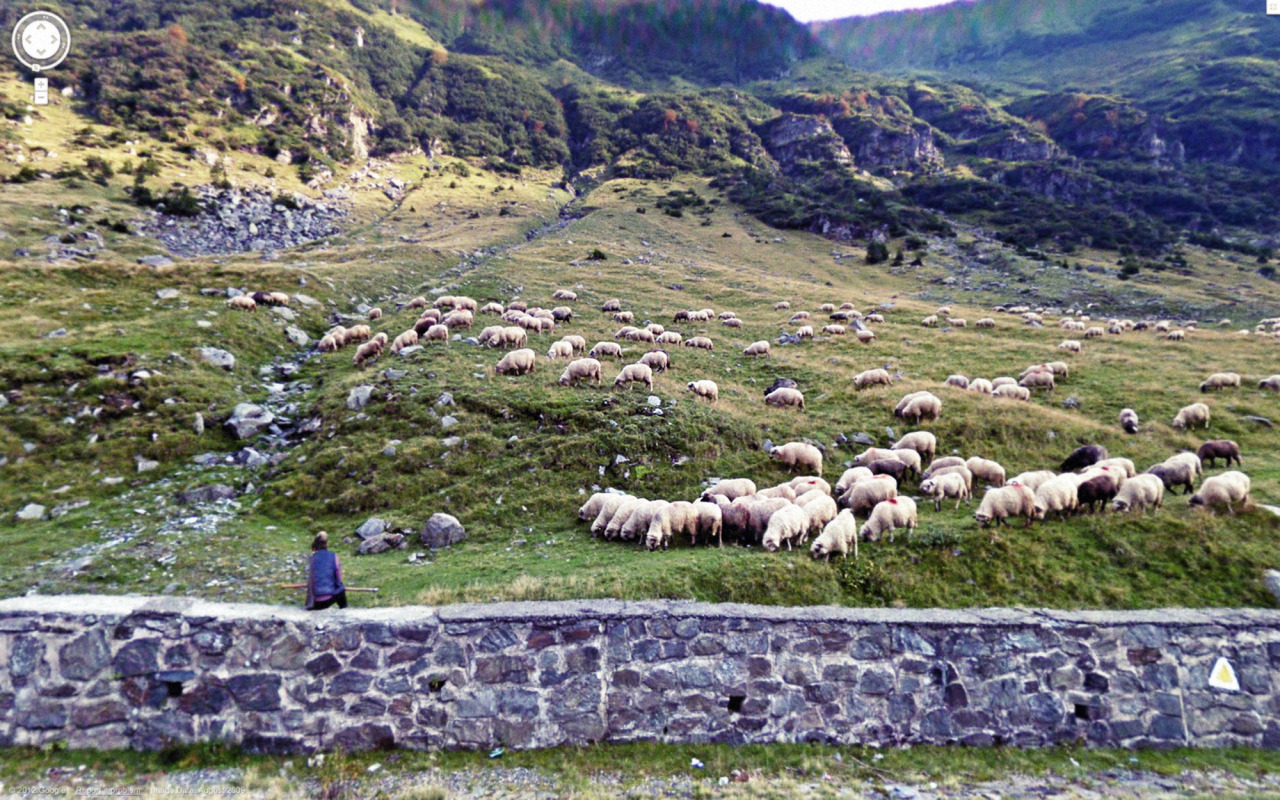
left=225, top=404, right=274, bottom=439
left=198, top=347, right=237, bottom=370
left=156, top=289, right=180, bottom=300
left=347, top=386, right=374, bottom=410
left=357, top=533, right=405, bottom=555
left=355, top=518, right=387, bottom=540
left=284, top=325, right=310, bottom=347
left=421, top=513, right=466, bottom=549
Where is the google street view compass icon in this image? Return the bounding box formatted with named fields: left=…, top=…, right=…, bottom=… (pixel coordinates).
left=12, top=11, right=71, bottom=72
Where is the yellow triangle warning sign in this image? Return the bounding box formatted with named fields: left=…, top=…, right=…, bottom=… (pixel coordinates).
left=1209, top=657, right=1240, bottom=692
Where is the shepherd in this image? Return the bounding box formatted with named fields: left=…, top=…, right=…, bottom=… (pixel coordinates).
left=306, top=532, right=347, bottom=610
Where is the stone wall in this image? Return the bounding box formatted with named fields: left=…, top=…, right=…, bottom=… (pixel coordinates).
left=1, top=595, right=1278, bottom=753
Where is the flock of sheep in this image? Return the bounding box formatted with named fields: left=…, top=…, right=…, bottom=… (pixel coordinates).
left=225, top=285, right=1273, bottom=563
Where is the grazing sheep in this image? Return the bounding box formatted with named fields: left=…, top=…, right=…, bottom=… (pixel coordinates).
left=1084, top=326, right=1105, bottom=339
left=690, top=501, right=724, bottom=547
left=368, top=307, right=383, bottom=321
left=685, top=380, right=719, bottom=404
left=1146, top=461, right=1197, bottom=495
left=602, top=299, right=621, bottom=313
left=639, top=350, right=670, bottom=373
left=944, top=374, right=969, bottom=390
left=227, top=295, right=257, bottom=312
left=1188, top=471, right=1251, bottom=514
left=552, top=306, right=574, bottom=323
left=1166, top=329, right=1186, bottom=341
left=1119, top=408, right=1140, bottom=434
left=968, top=378, right=994, bottom=395
left=405, top=296, right=429, bottom=311
left=722, top=317, right=743, bottom=329
left=774, top=301, right=791, bottom=311
left=856, top=330, right=877, bottom=344
left=770, top=442, right=823, bottom=476
left=885, top=448, right=923, bottom=478
left=614, top=311, right=635, bottom=324
left=853, top=447, right=897, bottom=467
left=589, top=341, right=624, bottom=359
left=1200, top=372, right=1241, bottom=392
left=789, top=312, right=811, bottom=323
left=853, top=368, right=892, bottom=389
left=1094, top=458, right=1137, bottom=478
left=419, top=324, right=447, bottom=343
left=613, top=363, right=654, bottom=391
left=353, top=337, right=385, bottom=367
left=494, top=326, right=526, bottom=348
left=1259, top=375, right=1280, bottom=391
left=621, top=499, right=668, bottom=542
left=1009, top=470, right=1056, bottom=493
left=993, top=384, right=1031, bottom=401
left=921, top=314, right=938, bottom=327
left=1076, top=474, right=1120, bottom=513
left=1172, top=402, right=1211, bottom=430
left=976, top=318, right=996, bottom=328
left=925, top=465, right=974, bottom=495
left=965, top=457, right=1006, bottom=487
left=757, top=483, right=798, bottom=502
left=684, top=336, right=715, bottom=352
left=789, top=476, right=832, bottom=496
left=744, top=340, right=771, bottom=358
left=898, top=393, right=942, bottom=424
left=923, top=457, right=967, bottom=478
left=391, top=329, right=419, bottom=354
left=811, top=509, right=858, bottom=560
left=495, top=348, right=537, bottom=376
left=553, top=289, right=578, bottom=302
left=480, top=302, right=505, bottom=315
left=823, top=324, right=846, bottom=336
left=865, top=313, right=885, bottom=324
left=946, top=318, right=967, bottom=328
left=589, top=493, right=638, bottom=534
left=657, top=331, right=683, bottom=345
left=1111, top=474, right=1164, bottom=514
left=834, top=467, right=875, bottom=497
left=866, top=459, right=910, bottom=484
left=738, top=497, right=792, bottom=544
left=792, top=325, right=813, bottom=338
left=701, top=478, right=757, bottom=503
left=765, top=387, right=805, bottom=410
left=579, top=492, right=617, bottom=522
left=443, top=309, right=474, bottom=329
left=318, top=333, right=341, bottom=352
left=920, top=472, right=971, bottom=511
left=842, top=475, right=898, bottom=515
left=798, top=492, right=839, bottom=535
left=859, top=497, right=917, bottom=543
left=418, top=308, right=442, bottom=324
left=548, top=341, right=574, bottom=360
left=935, top=306, right=951, bottom=316
left=1032, top=475, right=1079, bottom=521
left=507, top=300, right=528, bottom=312
left=1019, top=371, right=1055, bottom=391
left=890, top=432, right=936, bottom=464
left=1061, top=445, right=1108, bottom=473
left=974, top=484, right=1037, bottom=528
left=558, top=358, right=603, bottom=387
left=991, top=377, right=1016, bottom=389
left=1058, top=340, right=1082, bottom=353
left=1197, top=439, right=1241, bottom=468
left=761, top=504, right=810, bottom=553
left=646, top=501, right=691, bottom=551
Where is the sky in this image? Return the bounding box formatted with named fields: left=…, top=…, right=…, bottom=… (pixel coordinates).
left=766, top=0, right=963, bottom=22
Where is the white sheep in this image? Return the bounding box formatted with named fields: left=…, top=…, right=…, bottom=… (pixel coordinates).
left=590, top=341, right=624, bottom=359
left=548, top=341, right=574, bottom=360
left=968, top=378, right=994, bottom=395
left=1008, top=470, right=1055, bottom=492
left=944, top=374, right=969, bottom=390
left=744, top=340, right=771, bottom=358
left=613, top=363, right=654, bottom=391
left=853, top=368, right=892, bottom=389
left=898, top=393, right=941, bottom=423
left=923, top=456, right=966, bottom=476
left=770, top=442, right=823, bottom=476
left=558, top=358, right=603, bottom=387
left=765, top=387, right=805, bottom=410
left=1172, top=402, right=1211, bottom=430
left=1058, top=340, right=1082, bottom=353
left=1111, top=474, right=1164, bottom=514
left=684, top=336, right=715, bottom=352
left=685, top=380, right=718, bottom=404
left=1094, top=457, right=1136, bottom=478
left=859, top=497, right=917, bottom=543
left=1200, top=372, right=1241, bottom=392
left=495, top=348, right=537, bottom=375
left=622, top=499, right=669, bottom=541
left=701, top=478, right=756, bottom=503
left=991, top=377, right=1016, bottom=389
left=920, top=472, right=971, bottom=511
left=842, top=475, right=898, bottom=515
left=974, top=484, right=1036, bottom=528
left=1188, top=471, right=1251, bottom=514
left=993, top=385, right=1031, bottom=401
left=811, top=509, right=858, bottom=560
left=690, top=501, right=724, bottom=547
left=762, top=504, right=811, bottom=552
left=589, top=493, right=634, bottom=534
left=822, top=324, right=846, bottom=336
left=757, top=483, right=797, bottom=502
left=1032, top=475, right=1079, bottom=521
left=1259, top=375, right=1280, bottom=391
left=834, top=467, right=875, bottom=497
left=603, top=496, right=646, bottom=539
left=797, top=492, right=838, bottom=536
left=1119, top=408, right=1140, bottom=434
left=965, top=457, right=1006, bottom=487
left=789, top=476, right=832, bottom=496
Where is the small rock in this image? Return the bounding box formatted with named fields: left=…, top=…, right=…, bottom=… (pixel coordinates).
left=101, top=477, right=124, bottom=486
left=396, top=345, right=422, bottom=357
left=384, top=369, right=407, bottom=381
left=177, top=484, right=237, bottom=505
left=192, top=453, right=220, bottom=467
left=225, top=403, right=274, bottom=439
left=646, top=395, right=661, bottom=407
left=235, top=448, right=270, bottom=469
left=420, top=513, right=466, bottom=549
left=136, top=457, right=160, bottom=473
left=436, top=392, right=454, bottom=407
left=43, top=328, right=68, bottom=339
left=198, top=347, right=237, bottom=370
left=1063, top=396, right=1081, bottom=409
left=138, top=255, right=174, bottom=268
left=347, top=386, right=374, bottom=410
left=441, top=436, right=462, bottom=448
left=284, top=325, right=310, bottom=347
left=440, top=415, right=458, bottom=429
left=851, top=432, right=876, bottom=446
left=156, top=288, right=180, bottom=300
left=355, top=518, right=387, bottom=540
left=50, top=500, right=90, bottom=518
left=193, top=413, right=205, bottom=435
left=382, top=445, right=397, bottom=457
left=14, top=503, right=46, bottom=522
left=271, top=306, right=298, bottom=322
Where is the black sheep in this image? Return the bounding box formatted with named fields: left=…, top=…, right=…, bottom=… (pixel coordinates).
left=1076, top=475, right=1119, bottom=513
left=1196, top=439, right=1241, bottom=468
left=1061, top=444, right=1107, bottom=473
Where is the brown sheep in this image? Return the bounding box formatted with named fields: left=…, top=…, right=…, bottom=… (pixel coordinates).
left=1196, top=439, right=1241, bottom=468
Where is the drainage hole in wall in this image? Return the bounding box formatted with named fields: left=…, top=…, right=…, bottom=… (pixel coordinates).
left=727, top=695, right=745, bottom=713
left=166, top=682, right=184, bottom=698
left=1074, top=703, right=1091, bottom=720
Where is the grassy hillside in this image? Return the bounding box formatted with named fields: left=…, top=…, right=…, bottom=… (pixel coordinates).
left=0, top=0, right=1279, bottom=613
